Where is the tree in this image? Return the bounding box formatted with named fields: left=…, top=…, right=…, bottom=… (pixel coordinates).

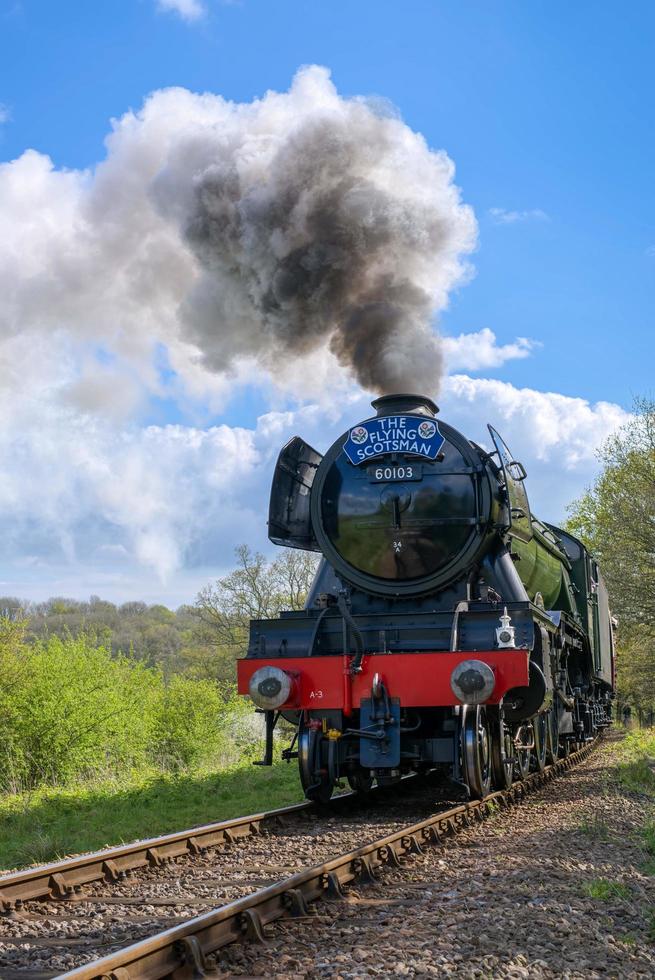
left=193, top=545, right=319, bottom=657
left=567, top=397, right=655, bottom=720
left=0, top=598, right=31, bottom=621
left=614, top=626, right=655, bottom=725
left=566, top=397, right=655, bottom=627
left=142, top=623, right=183, bottom=676
left=119, top=601, right=148, bottom=616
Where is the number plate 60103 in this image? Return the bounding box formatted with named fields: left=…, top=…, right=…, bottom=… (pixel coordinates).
left=367, top=463, right=423, bottom=483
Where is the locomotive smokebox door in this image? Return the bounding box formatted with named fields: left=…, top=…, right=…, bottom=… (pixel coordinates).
left=309, top=393, right=494, bottom=598
left=359, top=698, right=401, bottom=768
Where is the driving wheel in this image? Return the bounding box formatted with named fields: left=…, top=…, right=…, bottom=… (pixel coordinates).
left=514, top=722, right=532, bottom=780
left=545, top=708, right=558, bottom=765
left=532, top=713, right=547, bottom=772
left=461, top=705, right=492, bottom=798
left=489, top=705, right=513, bottom=790
left=298, top=721, right=335, bottom=803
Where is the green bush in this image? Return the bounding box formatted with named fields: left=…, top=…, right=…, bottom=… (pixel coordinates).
left=0, top=618, right=253, bottom=793
left=215, top=685, right=270, bottom=763
left=152, top=675, right=226, bottom=770
left=0, top=622, right=158, bottom=790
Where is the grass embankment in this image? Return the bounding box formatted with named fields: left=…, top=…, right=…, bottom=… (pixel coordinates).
left=0, top=620, right=305, bottom=872
left=614, top=728, right=655, bottom=799
left=0, top=754, right=302, bottom=872
left=612, top=728, right=655, bottom=881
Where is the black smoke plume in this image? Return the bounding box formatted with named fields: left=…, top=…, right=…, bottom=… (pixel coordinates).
left=154, top=67, right=477, bottom=394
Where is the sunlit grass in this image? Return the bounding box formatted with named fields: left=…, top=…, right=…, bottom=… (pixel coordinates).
left=583, top=878, right=631, bottom=900
left=613, top=729, right=655, bottom=798
left=610, top=730, right=655, bottom=882
left=0, top=751, right=303, bottom=872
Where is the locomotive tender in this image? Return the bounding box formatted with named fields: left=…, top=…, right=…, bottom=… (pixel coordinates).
left=237, top=394, right=614, bottom=799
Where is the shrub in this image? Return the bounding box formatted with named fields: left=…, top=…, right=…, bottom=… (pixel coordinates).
left=0, top=617, right=263, bottom=793
left=151, top=675, right=225, bottom=770
left=0, top=623, right=158, bottom=790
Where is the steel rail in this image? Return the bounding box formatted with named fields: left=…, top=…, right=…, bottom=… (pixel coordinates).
left=60, top=740, right=597, bottom=980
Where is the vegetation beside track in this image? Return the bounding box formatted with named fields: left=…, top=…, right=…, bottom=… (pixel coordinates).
left=567, top=397, right=655, bottom=723
left=0, top=619, right=255, bottom=790
left=0, top=619, right=303, bottom=871
left=613, top=728, right=655, bottom=799
left=611, top=727, right=655, bottom=922
left=0, top=754, right=301, bottom=872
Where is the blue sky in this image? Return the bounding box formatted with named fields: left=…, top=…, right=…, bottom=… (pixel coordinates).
left=0, top=1, right=651, bottom=602
left=2, top=1, right=653, bottom=407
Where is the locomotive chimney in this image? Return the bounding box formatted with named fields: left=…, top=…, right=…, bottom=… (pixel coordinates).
left=371, top=393, right=439, bottom=418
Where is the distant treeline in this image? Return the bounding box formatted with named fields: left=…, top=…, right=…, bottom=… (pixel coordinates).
left=0, top=545, right=319, bottom=683
left=0, top=594, right=203, bottom=677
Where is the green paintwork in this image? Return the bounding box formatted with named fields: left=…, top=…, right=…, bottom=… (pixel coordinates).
left=510, top=521, right=576, bottom=615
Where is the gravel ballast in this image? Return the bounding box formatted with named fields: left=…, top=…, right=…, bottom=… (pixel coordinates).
left=216, top=738, right=655, bottom=978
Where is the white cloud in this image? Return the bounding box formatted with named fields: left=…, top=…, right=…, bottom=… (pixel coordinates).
left=0, top=335, right=264, bottom=584
left=0, top=72, right=628, bottom=603
left=441, top=375, right=629, bottom=521
left=489, top=207, right=549, bottom=225
left=442, top=327, right=539, bottom=372
left=156, top=0, right=205, bottom=21
left=645, top=245, right=655, bottom=258
left=0, top=324, right=628, bottom=603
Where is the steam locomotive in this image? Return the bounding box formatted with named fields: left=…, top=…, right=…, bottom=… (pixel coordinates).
left=237, top=394, right=614, bottom=799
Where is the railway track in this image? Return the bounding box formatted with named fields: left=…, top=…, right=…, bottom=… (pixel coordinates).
left=0, top=773, right=459, bottom=977
left=0, top=740, right=597, bottom=979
